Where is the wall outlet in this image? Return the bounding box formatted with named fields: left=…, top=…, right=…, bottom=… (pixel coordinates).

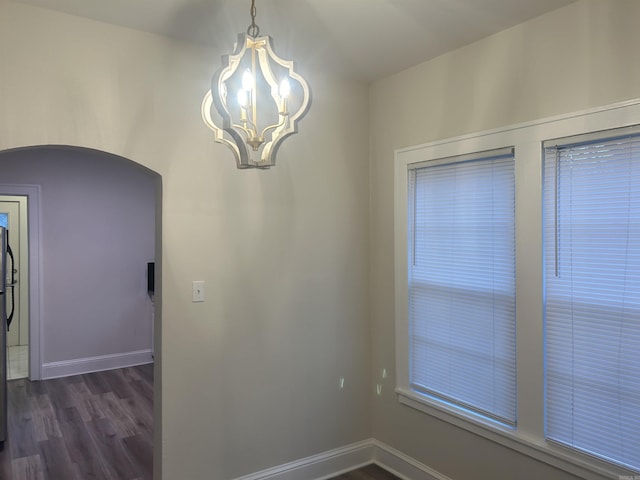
left=192, top=281, right=205, bottom=302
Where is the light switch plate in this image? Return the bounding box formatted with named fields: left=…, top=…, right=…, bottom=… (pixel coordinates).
left=192, top=281, right=205, bottom=302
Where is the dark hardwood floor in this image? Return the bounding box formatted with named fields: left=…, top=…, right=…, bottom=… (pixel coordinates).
left=330, top=464, right=401, bottom=479
left=0, top=364, right=153, bottom=480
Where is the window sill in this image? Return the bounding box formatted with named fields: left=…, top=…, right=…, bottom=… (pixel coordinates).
left=396, top=387, right=633, bottom=480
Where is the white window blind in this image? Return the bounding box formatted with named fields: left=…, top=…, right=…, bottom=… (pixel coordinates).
left=408, top=148, right=516, bottom=425
left=543, top=129, right=640, bottom=471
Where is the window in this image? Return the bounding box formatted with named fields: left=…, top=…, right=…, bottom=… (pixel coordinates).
left=395, top=99, right=640, bottom=479
left=407, top=148, right=516, bottom=425
left=543, top=128, right=640, bottom=471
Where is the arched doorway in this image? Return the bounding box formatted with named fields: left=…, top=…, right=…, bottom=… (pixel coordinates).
left=0, top=145, right=161, bottom=477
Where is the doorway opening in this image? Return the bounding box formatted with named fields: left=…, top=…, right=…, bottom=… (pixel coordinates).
left=0, top=145, right=162, bottom=478
left=0, top=146, right=161, bottom=383
left=0, top=195, right=29, bottom=379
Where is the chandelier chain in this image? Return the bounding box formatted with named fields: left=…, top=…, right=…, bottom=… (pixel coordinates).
left=247, top=0, right=260, bottom=37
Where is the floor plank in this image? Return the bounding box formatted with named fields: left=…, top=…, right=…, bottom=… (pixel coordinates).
left=85, top=416, right=142, bottom=480
left=38, top=437, right=78, bottom=480
left=11, top=454, right=44, bottom=480
left=57, top=406, right=110, bottom=480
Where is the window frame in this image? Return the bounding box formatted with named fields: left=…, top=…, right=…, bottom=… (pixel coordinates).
left=394, top=98, right=640, bottom=480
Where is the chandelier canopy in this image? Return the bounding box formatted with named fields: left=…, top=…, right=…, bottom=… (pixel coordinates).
left=202, top=0, right=311, bottom=169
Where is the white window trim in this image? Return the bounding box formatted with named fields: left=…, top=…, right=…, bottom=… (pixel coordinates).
left=394, top=98, right=640, bottom=480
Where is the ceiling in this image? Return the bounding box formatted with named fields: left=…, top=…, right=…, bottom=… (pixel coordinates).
left=10, top=0, right=576, bottom=82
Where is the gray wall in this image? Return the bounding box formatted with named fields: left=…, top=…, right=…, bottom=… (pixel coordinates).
left=369, top=1, right=640, bottom=479
left=0, top=147, right=156, bottom=365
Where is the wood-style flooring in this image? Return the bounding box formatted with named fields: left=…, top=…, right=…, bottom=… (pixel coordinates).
left=0, top=364, right=153, bottom=480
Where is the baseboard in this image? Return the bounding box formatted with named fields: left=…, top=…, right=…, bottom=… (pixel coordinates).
left=233, top=439, right=374, bottom=480
left=372, top=440, right=453, bottom=480
left=232, top=438, right=450, bottom=480
left=41, top=349, right=153, bottom=379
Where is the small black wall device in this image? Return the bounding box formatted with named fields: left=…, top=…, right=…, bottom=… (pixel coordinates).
left=147, top=262, right=155, bottom=294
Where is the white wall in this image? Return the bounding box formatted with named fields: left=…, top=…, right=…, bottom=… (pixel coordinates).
left=369, top=1, right=640, bottom=479
left=0, top=2, right=371, bottom=479
left=0, top=147, right=156, bottom=366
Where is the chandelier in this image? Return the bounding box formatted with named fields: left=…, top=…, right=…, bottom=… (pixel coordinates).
left=202, top=0, right=311, bottom=169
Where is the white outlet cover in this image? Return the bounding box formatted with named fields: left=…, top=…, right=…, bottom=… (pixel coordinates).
left=192, top=280, right=205, bottom=302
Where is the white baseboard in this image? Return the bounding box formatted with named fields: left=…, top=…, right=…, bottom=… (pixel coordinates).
left=372, top=440, right=453, bottom=480
left=232, top=438, right=450, bottom=480
left=234, top=440, right=374, bottom=480
left=41, top=349, right=153, bottom=379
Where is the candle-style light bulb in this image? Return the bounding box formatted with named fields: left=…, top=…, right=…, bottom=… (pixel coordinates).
left=279, top=78, right=290, bottom=114
left=242, top=69, right=254, bottom=92
left=279, top=78, right=290, bottom=98
left=237, top=89, right=248, bottom=109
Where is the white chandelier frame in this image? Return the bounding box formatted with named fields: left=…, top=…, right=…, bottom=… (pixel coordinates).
left=202, top=15, right=311, bottom=169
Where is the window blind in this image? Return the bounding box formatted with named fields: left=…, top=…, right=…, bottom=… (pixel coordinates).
left=408, top=149, right=516, bottom=425
left=543, top=130, right=640, bottom=471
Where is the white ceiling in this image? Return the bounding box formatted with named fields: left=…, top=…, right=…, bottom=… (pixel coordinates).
left=10, top=0, right=576, bottom=82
